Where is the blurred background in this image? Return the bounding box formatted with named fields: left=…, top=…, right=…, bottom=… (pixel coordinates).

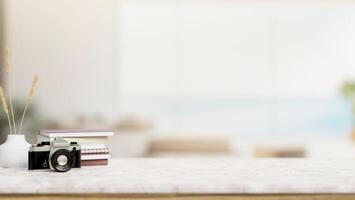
left=1, top=0, right=355, bottom=158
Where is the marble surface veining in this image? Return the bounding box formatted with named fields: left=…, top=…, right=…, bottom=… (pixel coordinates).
left=0, top=158, right=355, bottom=194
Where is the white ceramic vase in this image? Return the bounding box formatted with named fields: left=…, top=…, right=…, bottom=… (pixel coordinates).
left=0, top=134, right=29, bottom=168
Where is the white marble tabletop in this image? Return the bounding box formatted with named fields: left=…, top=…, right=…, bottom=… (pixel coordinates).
left=1, top=158, right=355, bottom=194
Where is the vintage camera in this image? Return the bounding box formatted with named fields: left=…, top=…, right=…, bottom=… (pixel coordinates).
left=28, top=138, right=81, bottom=172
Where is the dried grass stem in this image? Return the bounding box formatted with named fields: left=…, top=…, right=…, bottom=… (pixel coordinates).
left=0, top=87, right=13, bottom=134
left=19, top=75, right=38, bottom=134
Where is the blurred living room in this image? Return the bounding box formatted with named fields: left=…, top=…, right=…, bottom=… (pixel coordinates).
left=2, top=0, right=355, bottom=159
left=3, top=1, right=355, bottom=199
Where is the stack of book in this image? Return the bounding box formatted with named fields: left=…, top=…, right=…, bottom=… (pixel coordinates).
left=38, top=130, right=114, bottom=166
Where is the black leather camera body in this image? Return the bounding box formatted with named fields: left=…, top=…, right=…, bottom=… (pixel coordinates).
left=28, top=138, right=81, bottom=172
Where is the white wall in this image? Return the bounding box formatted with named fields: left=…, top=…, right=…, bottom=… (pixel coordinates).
left=4, top=0, right=117, bottom=124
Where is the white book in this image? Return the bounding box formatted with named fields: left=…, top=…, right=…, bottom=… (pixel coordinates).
left=37, top=135, right=108, bottom=143
left=80, top=144, right=107, bottom=149
left=36, top=135, right=107, bottom=149
left=81, top=154, right=111, bottom=160
left=40, top=130, right=114, bottom=138
left=81, top=147, right=110, bottom=154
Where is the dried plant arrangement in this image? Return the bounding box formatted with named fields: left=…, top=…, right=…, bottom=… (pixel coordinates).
left=1, top=47, right=38, bottom=135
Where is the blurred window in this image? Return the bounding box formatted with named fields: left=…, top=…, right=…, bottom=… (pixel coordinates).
left=117, top=0, right=355, bottom=140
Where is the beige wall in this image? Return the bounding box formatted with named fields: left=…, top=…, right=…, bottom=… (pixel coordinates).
left=0, top=0, right=5, bottom=144
left=0, top=0, right=4, bottom=83
left=3, top=0, right=117, bottom=141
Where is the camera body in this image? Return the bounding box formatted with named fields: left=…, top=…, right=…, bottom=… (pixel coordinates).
left=28, top=138, right=81, bottom=172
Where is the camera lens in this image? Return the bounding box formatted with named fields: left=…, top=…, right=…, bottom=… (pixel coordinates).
left=50, top=149, right=74, bottom=172
left=57, top=155, right=68, bottom=166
